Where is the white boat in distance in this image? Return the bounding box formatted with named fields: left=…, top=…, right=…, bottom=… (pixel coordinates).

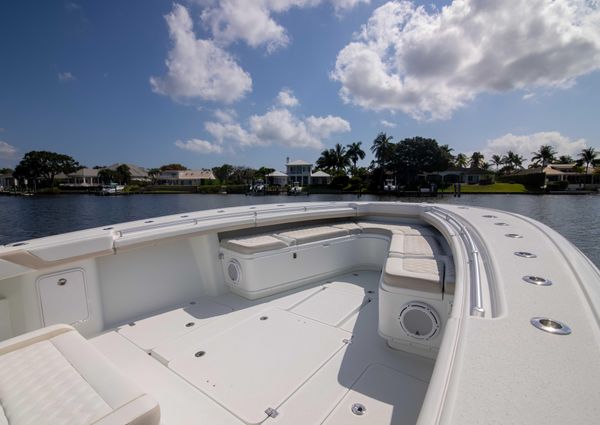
left=0, top=201, right=599, bottom=425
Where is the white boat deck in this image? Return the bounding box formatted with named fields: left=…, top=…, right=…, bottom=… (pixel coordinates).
left=91, top=270, right=434, bottom=425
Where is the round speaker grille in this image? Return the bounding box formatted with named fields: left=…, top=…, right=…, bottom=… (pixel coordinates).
left=398, top=302, right=440, bottom=340
left=227, top=260, right=241, bottom=284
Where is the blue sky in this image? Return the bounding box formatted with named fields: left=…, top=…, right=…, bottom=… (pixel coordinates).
left=1, top=0, right=599, bottom=171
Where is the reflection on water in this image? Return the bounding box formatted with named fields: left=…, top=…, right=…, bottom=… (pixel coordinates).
left=0, top=193, right=598, bottom=267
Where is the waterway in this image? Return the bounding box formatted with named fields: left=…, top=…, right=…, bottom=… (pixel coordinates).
left=0, top=193, right=598, bottom=267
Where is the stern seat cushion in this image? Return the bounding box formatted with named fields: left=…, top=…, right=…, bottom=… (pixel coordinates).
left=222, top=234, right=289, bottom=255
left=383, top=257, right=445, bottom=295
left=355, top=221, right=435, bottom=237
left=0, top=325, right=160, bottom=425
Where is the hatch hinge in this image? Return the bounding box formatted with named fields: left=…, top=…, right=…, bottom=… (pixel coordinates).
left=265, top=407, right=279, bottom=418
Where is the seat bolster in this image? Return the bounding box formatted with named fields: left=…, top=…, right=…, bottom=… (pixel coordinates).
left=50, top=331, right=144, bottom=410
left=92, top=394, right=160, bottom=425
left=0, top=324, right=74, bottom=356
left=382, top=256, right=443, bottom=295
left=331, top=222, right=363, bottom=234
left=277, top=226, right=349, bottom=244
left=443, top=257, right=456, bottom=295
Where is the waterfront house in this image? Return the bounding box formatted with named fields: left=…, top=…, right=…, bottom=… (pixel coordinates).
left=107, top=163, right=150, bottom=182
left=286, top=159, right=312, bottom=186
left=310, top=170, right=332, bottom=185
left=0, top=173, right=17, bottom=191
left=424, top=167, right=495, bottom=184
left=530, top=163, right=598, bottom=189
left=62, top=168, right=101, bottom=187
left=265, top=170, right=288, bottom=186
left=157, top=169, right=216, bottom=186
left=285, top=159, right=332, bottom=186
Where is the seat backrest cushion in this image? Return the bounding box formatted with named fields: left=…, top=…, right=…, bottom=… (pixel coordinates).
left=0, top=339, right=112, bottom=425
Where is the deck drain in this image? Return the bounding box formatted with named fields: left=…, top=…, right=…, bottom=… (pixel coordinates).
left=367, top=290, right=375, bottom=294
left=531, top=317, right=571, bottom=335
left=523, top=276, right=552, bottom=286
left=505, top=233, right=523, bottom=238
left=190, top=301, right=196, bottom=305
left=495, top=222, right=509, bottom=226
left=482, top=214, right=497, bottom=218
left=515, top=251, right=537, bottom=258
left=351, top=403, right=366, bottom=415
left=195, top=351, right=206, bottom=357
left=260, top=316, right=268, bottom=321
left=353, top=273, right=359, bottom=276
left=144, top=220, right=154, bottom=223
left=185, top=322, right=195, bottom=327
left=103, top=227, right=113, bottom=230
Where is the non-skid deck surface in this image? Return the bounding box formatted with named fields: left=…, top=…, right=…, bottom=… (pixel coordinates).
left=92, top=271, right=434, bottom=425
left=170, top=308, right=349, bottom=424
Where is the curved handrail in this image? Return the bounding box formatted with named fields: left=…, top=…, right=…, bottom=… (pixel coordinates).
left=430, top=207, right=485, bottom=317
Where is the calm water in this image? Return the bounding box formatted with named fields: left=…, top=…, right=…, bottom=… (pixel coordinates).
left=1, top=193, right=599, bottom=267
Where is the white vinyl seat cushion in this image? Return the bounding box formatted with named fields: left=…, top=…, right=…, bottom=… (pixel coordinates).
left=382, top=257, right=445, bottom=295
left=331, top=222, right=363, bottom=234
left=277, top=226, right=349, bottom=244
left=389, top=234, right=444, bottom=257
left=0, top=325, right=160, bottom=425
left=222, top=234, right=289, bottom=255
left=356, top=221, right=435, bottom=237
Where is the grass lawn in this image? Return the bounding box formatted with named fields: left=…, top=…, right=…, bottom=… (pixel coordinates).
left=440, top=183, right=529, bottom=193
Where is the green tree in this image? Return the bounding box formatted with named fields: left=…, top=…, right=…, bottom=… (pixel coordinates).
left=13, top=151, right=80, bottom=190
left=393, top=137, right=449, bottom=186
left=159, top=163, right=187, bottom=171
left=502, top=151, right=525, bottom=172
left=346, top=141, right=366, bottom=170
left=316, top=149, right=336, bottom=173
left=256, top=166, right=275, bottom=178
left=371, top=132, right=394, bottom=190
left=454, top=153, right=468, bottom=168
left=579, top=147, right=598, bottom=182
left=331, top=143, right=351, bottom=174
left=531, top=145, right=557, bottom=168
left=97, top=169, right=117, bottom=184
left=470, top=152, right=485, bottom=168
left=147, top=168, right=160, bottom=184
left=490, top=154, right=503, bottom=171
left=115, top=164, right=132, bottom=185
left=212, top=164, right=234, bottom=182
left=0, top=168, right=13, bottom=175
left=557, top=155, right=574, bottom=164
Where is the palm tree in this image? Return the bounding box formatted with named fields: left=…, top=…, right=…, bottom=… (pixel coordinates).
left=531, top=145, right=557, bottom=169
left=490, top=154, right=503, bottom=171
left=455, top=153, right=468, bottom=168
left=371, top=133, right=394, bottom=189
left=316, top=149, right=336, bottom=173
left=346, top=141, right=365, bottom=170
left=503, top=151, right=525, bottom=171
left=579, top=147, right=598, bottom=183
left=470, top=152, right=485, bottom=168
left=332, top=143, right=351, bottom=174
left=557, top=155, right=574, bottom=164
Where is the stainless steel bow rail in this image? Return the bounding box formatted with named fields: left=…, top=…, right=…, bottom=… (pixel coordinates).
left=430, top=207, right=485, bottom=317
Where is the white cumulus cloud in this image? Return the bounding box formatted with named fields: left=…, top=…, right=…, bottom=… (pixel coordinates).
left=0, top=141, right=17, bottom=158
left=380, top=119, right=396, bottom=128
left=150, top=4, right=252, bottom=104
left=332, top=0, right=600, bottom=120
left=197, top=0, right=369, bottom=53
left=276, top=89, right=299, bottom=107
left=482, top=131, right=588, bottom=164
left=175, top=138, right=223, bottom=154
left=213, top=108, right=238, bottom=123
left=204, top=108, right=350, bottom=150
